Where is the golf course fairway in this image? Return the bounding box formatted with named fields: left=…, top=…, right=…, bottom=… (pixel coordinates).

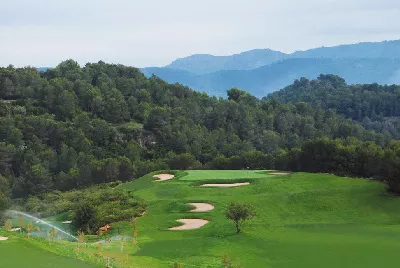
left=3, top=170, right=400, bottom=267
left=119, top=170, right=400, bottom=267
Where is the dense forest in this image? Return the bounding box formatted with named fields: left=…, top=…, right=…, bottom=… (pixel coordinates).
left=268, top=75, right=400, bottom=138
left=1, top=61, right=400, bottom=215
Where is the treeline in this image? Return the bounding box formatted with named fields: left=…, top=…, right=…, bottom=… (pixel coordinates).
left=0, top=60, right=398, bottom=206
left=268, top=75, right=400, bottom=138
left=206, top=138, right=400, bottom=192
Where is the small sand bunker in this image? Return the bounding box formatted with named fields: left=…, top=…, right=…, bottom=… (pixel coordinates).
left=169, top=219, right=209, bottom=230
left=10, top=228, right=21, bottom=232
left=0, top=237, right=8, bottom=241
left=153, top=174, right=175, bottom=182
left=269, top=172, right=290, bottom=175
left=62, top=220, right=72, bottom=224
left=188, top=203, right=215, bottom=212
left=200, top=182, right=250, bottom=188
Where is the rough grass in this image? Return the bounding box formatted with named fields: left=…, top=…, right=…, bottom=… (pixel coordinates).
left=118, top=171, right=400, bottom=267
left=0, top=233, right=96, bottom=267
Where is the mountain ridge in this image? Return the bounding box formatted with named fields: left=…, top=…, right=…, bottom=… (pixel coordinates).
left=142, top=57, right=400, bottom=97
left=163, top=39, right=400, bottom=74
left=166, top=48, right=287, bottom=74
left=142, top=40, right=400, bottom=96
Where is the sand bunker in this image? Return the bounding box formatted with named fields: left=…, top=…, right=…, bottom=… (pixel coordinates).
left=269, top=172, right=290, bottom=175
left=153, top=174, right=175, bottom=182
left=10, top=228, right=21, bottom=232
left=62, top=220, right=72, bottom=224
left=188, top=203, right=215, bottom=212
left=0, top=237, right=8, bottom=241
left=168, top=219, right=209, bottom=230
left=200, top=182, right=250, bottom=188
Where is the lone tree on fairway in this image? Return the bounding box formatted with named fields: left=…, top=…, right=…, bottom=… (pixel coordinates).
left=226, top=202, right=255, bottom=234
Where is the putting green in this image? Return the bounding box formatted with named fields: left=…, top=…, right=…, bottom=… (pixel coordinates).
left=178, top=170, right=275, bottom=181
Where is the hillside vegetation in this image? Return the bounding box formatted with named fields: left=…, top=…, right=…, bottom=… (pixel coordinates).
left=269, top=74, right=400, bottom=138
left=17, top=182, right=146, bottom=233
left=1, top=60, right=400, bottom=216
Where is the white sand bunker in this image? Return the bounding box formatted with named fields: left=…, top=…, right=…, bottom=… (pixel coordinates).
left=200, top=182, right=250, bottom=188
left=188, top=203, right=215, bottom=212
left=269, top=172, right=290, bottom=175
left=153, top=174, right=175, bottom=182
left=10, top=228, right=21, bottom=232
left=62, top=220, right=72, bottom=224
left=0, top=237, right=8, bottom=241
left=169, top=219, right=209, bottom=230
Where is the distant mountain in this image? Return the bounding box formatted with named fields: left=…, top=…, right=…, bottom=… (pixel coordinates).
left=37, top=67, right=51, bottom=72
left=166, top=49, right=287, bottom=74
left=142, top=58, right=400, bottom=97
left=291, top=40, right=400, bottom=59
left=165, top=40, right=400, bottom=75
left=143, top=40, right=400, bottom=97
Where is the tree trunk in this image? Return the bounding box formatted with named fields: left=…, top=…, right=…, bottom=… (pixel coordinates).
left=235, top=221, right=240, bottom=233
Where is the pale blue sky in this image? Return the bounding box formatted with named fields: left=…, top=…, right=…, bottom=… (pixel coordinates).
left=1, top=0, right=400, bottom=67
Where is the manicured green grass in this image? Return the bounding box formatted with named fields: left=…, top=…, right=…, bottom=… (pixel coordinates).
left=118, top=170, right=400, bottom=267
left=0, top=235, right=95, bottom=268
left=6, top=170, right=400, bottom=267
left=178, top=170, right=275, bottom=181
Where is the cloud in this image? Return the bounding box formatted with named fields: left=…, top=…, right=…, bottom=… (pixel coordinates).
left=1, top=0, right=400, bottom=67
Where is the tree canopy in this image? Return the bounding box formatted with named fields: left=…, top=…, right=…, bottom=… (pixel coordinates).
left=226, top=202, right=256, bottom=233
left=1, top=61, right=400, bottom=202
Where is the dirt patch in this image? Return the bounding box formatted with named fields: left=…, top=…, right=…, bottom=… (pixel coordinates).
left=200, top=182, right=250, bottom=188
left=153, top=174, right=175, bottom=182
left=187, top=203, right=215, bottom=212
left=0, top=237, right=8, bottom=241
left=269, top=172, right=290, bottom=175
left=169, top=219, right=209, bottom=230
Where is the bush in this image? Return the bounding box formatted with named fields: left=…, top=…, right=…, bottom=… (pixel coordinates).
left=21, top=182, right=146, bottom=233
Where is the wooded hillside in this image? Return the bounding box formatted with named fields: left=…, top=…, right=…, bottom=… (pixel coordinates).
left=1, top=61, right=400, bottom=206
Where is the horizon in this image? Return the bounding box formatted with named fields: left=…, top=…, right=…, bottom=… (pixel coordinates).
left=9, top=38, right=400, bottom=69
left=2, top=0, right=400, bottom=68
left=167, top=39, right=400, bottom=61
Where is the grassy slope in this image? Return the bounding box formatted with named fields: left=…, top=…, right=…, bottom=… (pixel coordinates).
left=0, top=235, right=95, bottom=268
left=119, top=171, right=400, bottom=267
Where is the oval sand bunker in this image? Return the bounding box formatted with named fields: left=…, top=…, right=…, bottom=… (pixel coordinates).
left=188, top=203, right=215, bottom=212
left=153, top=174, right=175, bottom=182
left=169, top=219, right=209, bottom=230
left=0, top=237, right=8, bottom=241
left=200, top=182, right=250, bottom=188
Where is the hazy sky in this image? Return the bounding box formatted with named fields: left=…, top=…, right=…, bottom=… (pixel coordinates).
left=1, top=0, right=400, bottom=67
